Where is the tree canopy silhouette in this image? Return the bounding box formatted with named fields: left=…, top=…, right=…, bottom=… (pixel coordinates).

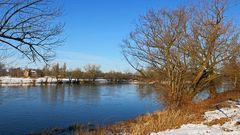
left=0, top=0, right=64, bottom=63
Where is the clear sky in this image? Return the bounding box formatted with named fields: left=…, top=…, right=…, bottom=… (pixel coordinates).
left=10, top=0, right=240, bottom=72
left=53, top=0, right=190, bottom=72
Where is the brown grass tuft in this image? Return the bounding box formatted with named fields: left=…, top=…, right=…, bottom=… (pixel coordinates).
left=204, top=118, right=231, bottom=126
left=125, top=109, right=203, bottom=135
left=234, top=121, right=240, bottom=126
left=222, top=127, right=234, bottom=132
left=74, top=109, right=203, bottom=135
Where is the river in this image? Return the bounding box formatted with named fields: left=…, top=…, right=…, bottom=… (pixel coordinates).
left=0, top=84, right=163, bottom=134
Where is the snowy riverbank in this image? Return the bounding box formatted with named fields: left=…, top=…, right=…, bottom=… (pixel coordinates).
left=151, top=100, right=240, bottom=135
left=0, top=76, right=56, bottom=84
left=0, top=76, right=109, bottom=85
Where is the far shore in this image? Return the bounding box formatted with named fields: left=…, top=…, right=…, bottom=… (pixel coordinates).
left=0, top=76, right=141, bottom=86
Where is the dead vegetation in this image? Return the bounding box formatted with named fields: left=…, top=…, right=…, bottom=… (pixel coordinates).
left=75, top=109, right=203, bottom=135
left=204, top=118, right=231, bottom=126
left=75, top=89, right=240, bottom=135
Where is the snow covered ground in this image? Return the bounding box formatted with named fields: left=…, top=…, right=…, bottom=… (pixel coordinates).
left=0, top=76, right=109, bottom=85
left=0, top=76, right=57, bottom=84
left=151, top=100, right=240, bottom=135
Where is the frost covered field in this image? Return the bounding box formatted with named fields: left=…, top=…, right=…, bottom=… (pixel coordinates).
left=151, top=100, right=240, bottom=135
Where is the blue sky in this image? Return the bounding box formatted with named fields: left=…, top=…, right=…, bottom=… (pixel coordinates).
left=11, top=0, right=240, bottom=72
left=53, top=0, right=190, bottom=72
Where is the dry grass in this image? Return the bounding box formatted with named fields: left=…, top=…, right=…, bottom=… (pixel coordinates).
left=75, top=89, right=240, bottom=135
left=222, top=127, right=234, bottom=132
left=204, top=118, right=231, bottom=126
left=119, top=109, right=203, bottom=135
left=75, top=109, right=203, bottom=135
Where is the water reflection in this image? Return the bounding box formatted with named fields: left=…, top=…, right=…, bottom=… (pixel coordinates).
left=0, top=84, right=162, bottom=135
left=40, top=85, right=65, bottom=105
left=137, top=85, right=156, bottom=99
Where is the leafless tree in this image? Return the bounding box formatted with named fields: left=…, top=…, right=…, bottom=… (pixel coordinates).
left=104, top=71, right=129, bottom=82
left=122, top=0, right=240, bottom=107
left=0, top=62, right=7, bottom=76
left=70, top=68, right=82, bottom=83
left=0, top=0, right=64, bottom=63
left=84, top=64, right=102, bottom=82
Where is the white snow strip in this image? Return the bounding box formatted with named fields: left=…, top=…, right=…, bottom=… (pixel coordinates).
left=0, top=76, right=109, bottom=85
left=151, top=100, right=240, bottom=135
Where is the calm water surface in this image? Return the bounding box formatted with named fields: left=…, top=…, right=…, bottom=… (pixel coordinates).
left=0, top=84, right=163, bottom=135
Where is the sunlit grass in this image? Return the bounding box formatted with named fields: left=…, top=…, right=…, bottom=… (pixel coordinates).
left=75, top=89, right=240, bottom=135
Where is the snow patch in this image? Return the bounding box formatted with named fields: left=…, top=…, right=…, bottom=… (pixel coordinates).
left=0, top=76, right=109, bottom=85
left=151, top=100, right=240, bottom=135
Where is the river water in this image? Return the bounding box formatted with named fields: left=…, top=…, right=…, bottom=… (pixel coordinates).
left=0, top=84, right=163, bottom=134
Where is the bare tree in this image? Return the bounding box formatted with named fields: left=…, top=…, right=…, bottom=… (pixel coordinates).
left=84, top=64, right=101, bottom=82
left=104, top=71, right=134, bottom=83
left=0, top=0, right=64, bottom=63
left=61, top=63, right=67, bottom=78
left=122, top=0, right=240, bottom=107
left=0, top=62, right=7, bottom=76
left=42, top=64, right=50, bottom=77
left=51, top=63, right=60, bottom=82
left=70, top=68, right=82, bottom=83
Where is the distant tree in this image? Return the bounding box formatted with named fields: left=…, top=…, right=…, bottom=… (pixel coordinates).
left=51, top=63, right=60, bottom=82
left=0, top=0, right=64, bottom=63
left=42, top=65, right=50, bottom=77
left=71, top=68, right=82, bottom=79
left=61, top=63, right=67, bottom=78
left=104, top=71, right=117, bottom=82
left=0, top=62, right=7, bottom=76
left=68, top=68, right=83, bottom=83
left=105, top=71, right=131, bottom=82
left=84, top=64, right=102, bottom=82
left=35, top=68, right=44, bottom=77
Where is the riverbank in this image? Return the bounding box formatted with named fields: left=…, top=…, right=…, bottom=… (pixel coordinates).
left=73, top=89, right=240, bottom=135
left=0, top=76, right=135, bottom=86
left=151, top=99, right=240, bottom=135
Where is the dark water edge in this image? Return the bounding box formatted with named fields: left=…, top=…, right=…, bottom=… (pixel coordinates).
left=193, top=83, right=234, bottom=102
left=0, top=84, right=163, bottom=135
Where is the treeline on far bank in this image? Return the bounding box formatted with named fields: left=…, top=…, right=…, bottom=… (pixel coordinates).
left=0, top=63, right=138, bottom=83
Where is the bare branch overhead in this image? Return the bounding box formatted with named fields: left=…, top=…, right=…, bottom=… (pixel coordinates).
left=0, top=0, right=64, bottom=63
